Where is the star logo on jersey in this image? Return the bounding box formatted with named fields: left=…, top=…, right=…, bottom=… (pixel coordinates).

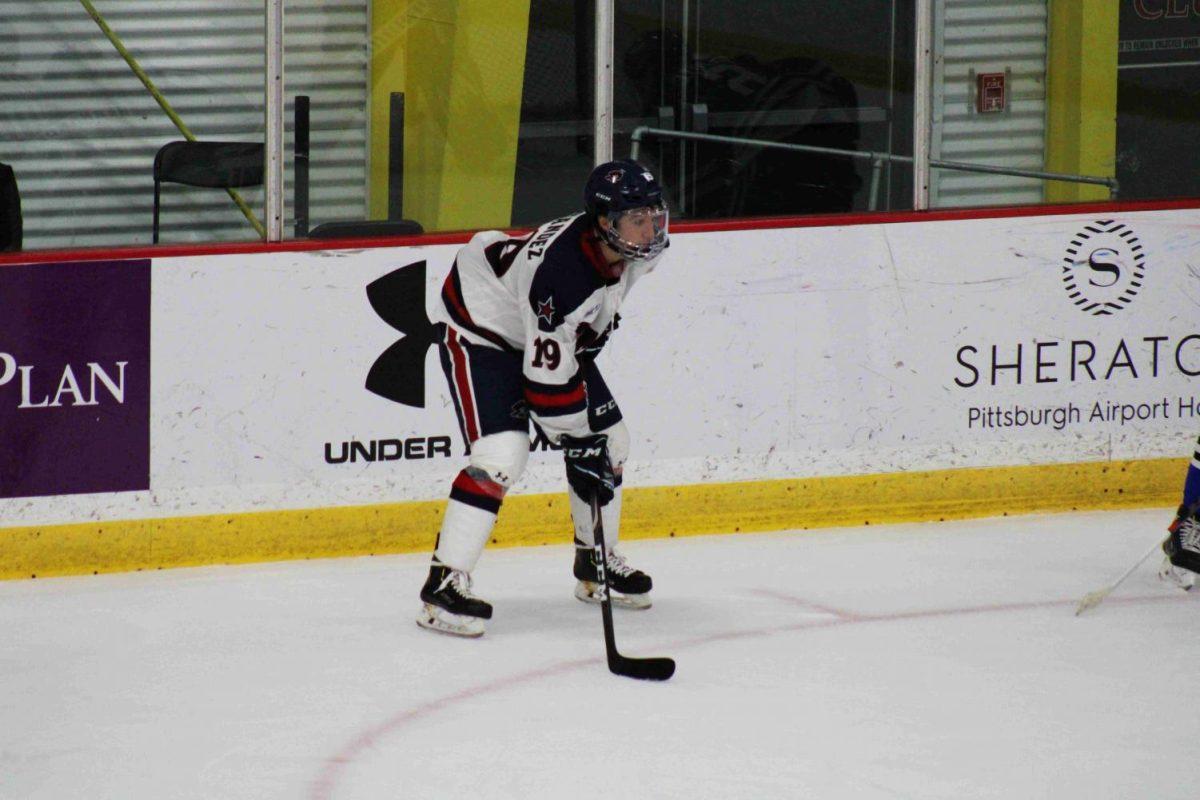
left=536, top=296, right=556, bottom=328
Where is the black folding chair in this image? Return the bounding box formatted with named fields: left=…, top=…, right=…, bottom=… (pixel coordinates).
left=152, top=141, right=264, bottom=243
left=0, top=162, right=21, bottom=251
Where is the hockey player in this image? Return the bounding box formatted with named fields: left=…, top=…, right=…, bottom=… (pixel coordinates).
left=1161, top=439, right=1200, bottom=591
left=415, top=159, right=670, bottom=637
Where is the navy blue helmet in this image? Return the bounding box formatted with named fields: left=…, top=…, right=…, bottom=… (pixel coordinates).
left=583, top=159, right=668, bottom=261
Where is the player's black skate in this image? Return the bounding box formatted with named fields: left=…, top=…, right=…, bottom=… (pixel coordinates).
left=1160, top=504, right=1200, bottom=592
left=416, top=561, right=493, bottom=637
left=573, top=539, right=652, bottom=610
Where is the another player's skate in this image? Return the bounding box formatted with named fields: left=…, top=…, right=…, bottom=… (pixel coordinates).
left=1160, top=505, right=1200, bottom=592
left=416, top=562, right=493, bottom=637
left=573, top=540, right=652, bottom=609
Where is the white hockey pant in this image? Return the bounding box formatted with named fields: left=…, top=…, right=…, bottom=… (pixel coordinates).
left=434, top=422, right=630, bottom=572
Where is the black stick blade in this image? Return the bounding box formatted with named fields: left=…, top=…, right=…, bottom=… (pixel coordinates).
left=610, top=655, right=676, bottom=681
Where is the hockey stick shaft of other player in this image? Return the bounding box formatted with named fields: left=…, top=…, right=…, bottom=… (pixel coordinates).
left=589, top=495, right=675, bottom=681
left=1074, top=538, right=1163, bottom=616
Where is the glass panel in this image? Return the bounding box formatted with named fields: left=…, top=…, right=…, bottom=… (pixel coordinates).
left=513, top=0, right=915, bottom=227
left=283, top=0, right=370, bottom=239
left=685, top=3, right=896, bottom=215
left=1117, top=1, right=1200, bottom=201
left=341, top=1, right=544, bottom=236
left=927, top=0, right=1053, bottom=208
left=923, top=0, right=1200, bottom=210
left=318, top=1, right=914, bottom=238
left=612, top=0, right=915, bottom=220
left=510, top=0, right=597, bottom=225
left=0, top=1, right=268, bottom=251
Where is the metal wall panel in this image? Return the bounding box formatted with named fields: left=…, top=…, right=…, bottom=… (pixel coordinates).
left=931, top=0, right=1047, bottom=208
left=0, top=0, right=367, bottom=249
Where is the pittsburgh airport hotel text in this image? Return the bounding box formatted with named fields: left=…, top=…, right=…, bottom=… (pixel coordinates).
left=967, top=396, right=1200, bottom=431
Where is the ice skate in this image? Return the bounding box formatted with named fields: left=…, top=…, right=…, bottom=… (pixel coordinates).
left=1158, top=556, right=1196, bottom=591
left=1160, top=506, right=1200, bottom=592
left=573, top=541, right=652, bottom=609
left=416, top=562, right=493, bottom=637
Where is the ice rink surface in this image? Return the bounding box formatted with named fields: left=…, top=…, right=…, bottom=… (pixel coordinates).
left=2, top=507, right=1198, bottom=799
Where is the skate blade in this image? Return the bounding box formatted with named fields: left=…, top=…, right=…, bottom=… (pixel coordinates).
left=574, top=581, right=651, bottom=610
left=1158, top=557, right=1197, bottom=592
left=416, top=603, right=486, bottom=637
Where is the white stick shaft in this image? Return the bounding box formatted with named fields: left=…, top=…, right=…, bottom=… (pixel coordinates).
left=1075, top=538, right=1163, bottom=616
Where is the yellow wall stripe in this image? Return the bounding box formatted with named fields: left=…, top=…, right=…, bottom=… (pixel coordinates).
left=0, top=457, right=1182, bottom=581
left=1044, top=0, right=1118, bottom=203
left=368, top=1, right=531, bottom=227
left=396, top=0, right=531, bottom=230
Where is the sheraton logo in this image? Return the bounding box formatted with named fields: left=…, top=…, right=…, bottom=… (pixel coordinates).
left=1061, top=220, right=1145, bottom=316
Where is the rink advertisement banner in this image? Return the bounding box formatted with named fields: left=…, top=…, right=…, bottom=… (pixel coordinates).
left=921, top=216, right=1200, bottom=444
left=0, top=259, right=150, bottom=499
left=3, top=207, right=1200, bottom=528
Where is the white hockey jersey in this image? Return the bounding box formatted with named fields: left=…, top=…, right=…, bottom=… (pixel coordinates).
left=432, top=212, right=663, bottom=441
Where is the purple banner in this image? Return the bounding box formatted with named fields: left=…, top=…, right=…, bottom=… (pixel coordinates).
left=0, top=260, right=150, bottom=498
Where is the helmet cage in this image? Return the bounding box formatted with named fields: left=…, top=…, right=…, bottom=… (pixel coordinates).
left=599, top=204, right=669, bottom=261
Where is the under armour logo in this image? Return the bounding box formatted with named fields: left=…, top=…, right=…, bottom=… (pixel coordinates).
left=366, top=261, right=438, bottom=408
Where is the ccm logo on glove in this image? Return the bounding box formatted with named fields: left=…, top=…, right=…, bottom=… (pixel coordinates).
left=564, top=444, right=604, bottom=459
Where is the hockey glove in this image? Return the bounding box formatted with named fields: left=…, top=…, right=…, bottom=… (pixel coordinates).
left=575, top=314, right=620, bottom=362
left=561, top=433, right=615, bottom=506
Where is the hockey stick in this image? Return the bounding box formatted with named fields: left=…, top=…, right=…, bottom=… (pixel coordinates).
left=589, top=495, right=675, bottom=681
left=1074, top=538, right=1164, bottom=616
